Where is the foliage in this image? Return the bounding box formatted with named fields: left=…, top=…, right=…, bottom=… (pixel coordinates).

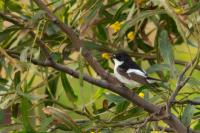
left=0, top=0, right=200, bottom=132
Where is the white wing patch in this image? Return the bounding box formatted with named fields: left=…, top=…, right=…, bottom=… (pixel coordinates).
left=127, top=69, right=146, bottom=77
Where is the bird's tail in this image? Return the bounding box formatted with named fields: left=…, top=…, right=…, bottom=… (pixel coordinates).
left=146, top=77, right=169, bottom=90
left=146, top=76, right=162, bottom=83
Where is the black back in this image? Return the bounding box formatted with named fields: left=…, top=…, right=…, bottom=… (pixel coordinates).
left=114, top=52, right=144, bottom=72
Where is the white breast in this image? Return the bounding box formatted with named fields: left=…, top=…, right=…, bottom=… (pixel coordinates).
left=113, top=59, right=140, bottom=87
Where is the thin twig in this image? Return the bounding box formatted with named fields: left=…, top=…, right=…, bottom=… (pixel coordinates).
left=168, top=53, right=199, bottom=110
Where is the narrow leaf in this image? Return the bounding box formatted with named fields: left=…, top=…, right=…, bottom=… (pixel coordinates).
left=21, top=97, right=35, bottom=132
left=60, top=72, right=78, bottom=102
left=158, top=29, right=175, bottom=76
left=181, top=104, right=195, bottom=127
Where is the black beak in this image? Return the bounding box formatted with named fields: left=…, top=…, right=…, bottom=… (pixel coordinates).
left=110, top=53, right=115, bottom=59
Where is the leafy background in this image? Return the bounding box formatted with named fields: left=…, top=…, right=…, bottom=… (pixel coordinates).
left=0, top=0, right=200, bottom=132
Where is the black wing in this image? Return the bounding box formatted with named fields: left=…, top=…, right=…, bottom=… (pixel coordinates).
left=117, top=67, right=149, bottom=85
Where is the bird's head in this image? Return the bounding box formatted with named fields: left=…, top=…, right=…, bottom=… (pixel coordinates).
left=112, top=52, right=132, bottom=65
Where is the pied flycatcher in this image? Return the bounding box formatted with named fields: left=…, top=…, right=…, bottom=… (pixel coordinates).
left=112, top=52, right=161, bottom=87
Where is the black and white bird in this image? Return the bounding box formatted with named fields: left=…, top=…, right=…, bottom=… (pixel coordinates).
left=112, top=52, right=161, bottom=87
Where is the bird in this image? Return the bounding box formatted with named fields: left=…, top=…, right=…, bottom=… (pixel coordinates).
left=112, top=52, right=161, bottom=87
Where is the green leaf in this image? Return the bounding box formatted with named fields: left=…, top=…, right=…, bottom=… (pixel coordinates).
left=7, top=0, right=21, bottom=13
left=0, top=110, right=4, bottom=123
left=45, top=72, right=59, bottom=106
left=60, top=72, right=78, bottom=103
left=194, top=121, right=200, bottom=130
left=93, top=88, right=105, bottom=100
left=112, top=107, right=144, bottom=121
left=95, top=24, right=107, bottom=41
left=181, top=104, right=195, bottom=127
left=184, top=2, right=200, bottom=15
left=39, top=117, right=54, bottom=131
left=43, top=106, right=82, bottom=133
left=31, top=11, right=46, bottom=24
left=0, top=77, right=8, bottom=84
left=135, top=38, right=154, bottom=52
left=0, top=28, right=14, bottom=43
left=78, top=49, right=84, bottom=87
left=158, top=29, right=175, bottom=76
left=83, top=40, right=102, bottom=50
left=113, top=0, right=132, bottom=21
left=188, top=77, right=200, bottom=89
left=14, top=71, right=21, bottom=87
left=21, top=97, right=35, bottom=132
left=146, top=64, right=170, bottom=74
left=116, top=100, right=130, bottom=113
left=104, top=93, right=126, bottom=104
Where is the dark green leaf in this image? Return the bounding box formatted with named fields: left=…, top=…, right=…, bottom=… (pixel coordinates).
left=113, top=0, right=132, bottom=21
left=14, top=71, right=20, bottom=87
left=0, top=77, right=8, bottom=84
left=95, top=24, right=107, bottom=41
left=116, top=100, right=130, bottom=113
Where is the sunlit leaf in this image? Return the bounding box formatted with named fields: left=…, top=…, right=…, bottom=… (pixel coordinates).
left=60, top=72, right=78, bottom=103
